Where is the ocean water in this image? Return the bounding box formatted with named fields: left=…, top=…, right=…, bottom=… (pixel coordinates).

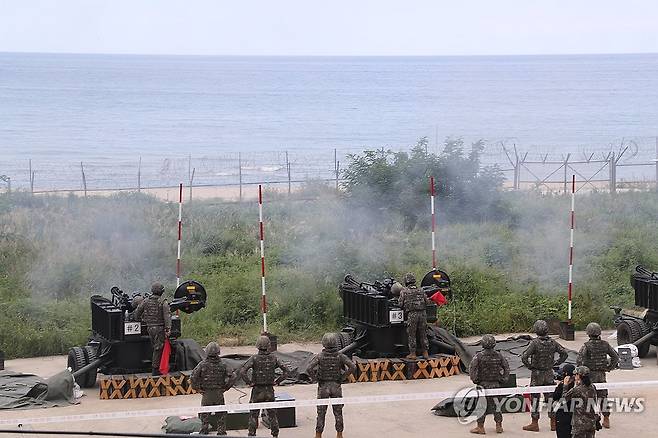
left=1, top=53, right=657, bottom=189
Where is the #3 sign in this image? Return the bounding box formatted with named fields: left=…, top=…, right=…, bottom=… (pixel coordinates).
left=124, top=322, right=141, bottom=335
left=389, top=310, right=404, bottom=324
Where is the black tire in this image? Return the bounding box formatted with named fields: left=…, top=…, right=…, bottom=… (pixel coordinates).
left=628, top=319, right=652, bottom=358
left=617, top=319, right=652, bottom=358
left=336, top=331, right=353, bottom=350
left=67, top=346, right=86, bottom=386
left=81, top=345, right=98, bottom=388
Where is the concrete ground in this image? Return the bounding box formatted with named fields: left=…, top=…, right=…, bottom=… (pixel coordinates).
left=2, top=331, right=657, bottom=438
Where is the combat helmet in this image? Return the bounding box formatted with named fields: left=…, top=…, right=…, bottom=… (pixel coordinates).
left=481, top=334, right=496, bottom=350
left=322, top=333, right=338, bottom=351
left=586, top=322, right=602, bottom=338
left=390, top=282, right=404, bottom=296
left=533, top=319, right=549, bottom=337
left=574, top=365, right=590, bottom=377
left=205, top=341, right=220, bottom=357
left=256, top=335, right=271, bottom=352
left=151, top=282, right=165, bottom=296
left=403, top=272, right=417, bottom=286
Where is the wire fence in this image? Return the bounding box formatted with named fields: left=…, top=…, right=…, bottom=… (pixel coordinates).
left=1, top=137, right=657, bottom=199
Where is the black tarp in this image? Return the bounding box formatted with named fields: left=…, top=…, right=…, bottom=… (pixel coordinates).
left=218, top=351, right=316, bottom=386
left=430, top=334, right=579, bottom=417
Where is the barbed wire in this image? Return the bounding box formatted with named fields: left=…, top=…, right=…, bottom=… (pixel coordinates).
left=0, top=138, right=656, bottom=193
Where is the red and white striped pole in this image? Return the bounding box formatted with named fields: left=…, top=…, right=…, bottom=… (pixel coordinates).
left=567, top=175, right=575, bottom=321
left=430, top=176, right=437, bottom=269
left=258, top=184, right=268, bottom=333
left=176, top=183, right=183, bottom=287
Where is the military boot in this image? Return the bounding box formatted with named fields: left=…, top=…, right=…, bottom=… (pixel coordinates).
left=522, top=418, right=539, bottom=432
left=315, top=432, right=322, bottom=438
left=550, top=416, right=556, bottom=431
left=421, top=350, right=430, bottom=359
left=495, top=421, right=503, bottom=433
left=336, top=432, right=343, bottom=438
left=602, top=415, right=610, bottom=429
left=470, top=421, right=486, bottom=434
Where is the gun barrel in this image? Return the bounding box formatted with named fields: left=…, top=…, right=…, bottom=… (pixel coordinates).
left=338, top=340, right=362, bottom=355
left=633, top=330, right=656, bottom=348
left=72, top=357, right=104, bottom=378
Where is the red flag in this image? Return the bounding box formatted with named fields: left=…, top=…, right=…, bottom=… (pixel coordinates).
left=159, top=338, right=171, bottom=375
left=430, top=291, right=447, bottom=306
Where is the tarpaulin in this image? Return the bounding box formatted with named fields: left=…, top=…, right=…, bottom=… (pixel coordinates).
left=0, top=370, right=77, bottom=410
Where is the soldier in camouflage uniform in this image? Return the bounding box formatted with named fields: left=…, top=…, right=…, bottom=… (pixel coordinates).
left=468, top=334, right=510, bottom=434
left=521, top=319, right=568, bottom=432
left=191, top=342, right=233, bottom=435
left=563, top=366, right=599, bottom=438
left=133, top=283, right=171, bottom=375
left=577, top=322, right=618, bottom=429
left=306, top=333, right=357, bottom=438
left=397, top=272, right=431, bottom=359
left=240, top=336, right=291, bottom=437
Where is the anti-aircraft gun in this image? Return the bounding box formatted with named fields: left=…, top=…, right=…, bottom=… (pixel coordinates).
left=612, top=266, right=658, bottom=358
left=67, top=280, right=207, bottom=387
left=335, top=269, right=452, bottom=358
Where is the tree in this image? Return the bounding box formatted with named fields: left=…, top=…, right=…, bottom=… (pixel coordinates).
left=342, top=137, right=505, bottom=228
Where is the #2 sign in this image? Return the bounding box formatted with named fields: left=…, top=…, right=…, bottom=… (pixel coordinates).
left=124, top=322, right=141, bottom=335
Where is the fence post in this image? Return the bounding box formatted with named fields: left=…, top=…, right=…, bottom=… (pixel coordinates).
left=609, top=152, right=616, bottom=193
left=655, top=136, right=658, bottom=193
left=285, top=151, right=291, bottom=195
left=238, top=152, right=242, bottom=202
left=137, top=157, right=142, bottom=193
left=334, top=149, right=339, bottom=189
left=188, top=154, right=192, bottom=184
left=189, top=168, right=195, bottom=201
left=80, top=162, right=87, bottom=198
left=29, top=159, right=32, bottom=194
left=563, top=154, right=570, bottom=194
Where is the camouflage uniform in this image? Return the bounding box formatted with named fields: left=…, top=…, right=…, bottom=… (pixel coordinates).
left=468, top=335, right=510, bottom=434
left=521, top=320, right=568, bottom=429
left=306, top=333, right=356, bottom=437
left=577, top=322, right=618, bottom=422
left=398, top=273, right=431, bottom=358
left=564, top=366, right=599, bottom=438
left=133, top=283, right=171, bottom=375
left=191, top=342, right=232, bottom=435
left=240, top=336, right=291, bottom=437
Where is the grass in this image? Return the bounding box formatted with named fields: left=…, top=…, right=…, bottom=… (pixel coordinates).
left=1, top=187, right=657, bottom=357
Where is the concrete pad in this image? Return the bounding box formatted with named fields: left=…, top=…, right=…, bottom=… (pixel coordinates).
left=2, top=331, right=656, bottom=437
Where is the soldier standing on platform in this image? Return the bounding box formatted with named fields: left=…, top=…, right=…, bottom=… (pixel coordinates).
left=398, top=272, right=431, bottom=359
left=307, top=333, right=356, bottom=438
left=521, top=319, right=568, bottom=432
left=577, top=322, right=618, bottom=429
left=133, top=282, right=171, bottom=375
left=240, top=336, right=291, bottom=437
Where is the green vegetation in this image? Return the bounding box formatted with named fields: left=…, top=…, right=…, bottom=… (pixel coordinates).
left=2, top=140, right=658, bottom=357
